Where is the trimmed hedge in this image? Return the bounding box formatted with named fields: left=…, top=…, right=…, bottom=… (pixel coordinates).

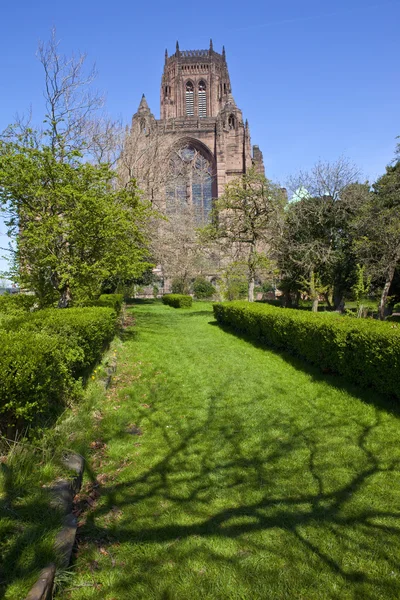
left=213, top=301, right=400, bottom=399
left=0, top=294, right=37, bottom=314
left=0, top=307, right=118, bottom=426
left=2, top=307, right=117, bottom=376
left=0, top=331, right=71, bottom=423
left=162, top=294, right=192, bottom=308
left=84, top=293, right=124, bottom=314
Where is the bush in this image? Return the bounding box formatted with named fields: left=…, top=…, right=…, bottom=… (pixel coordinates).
left=213, top=301, right=400, bottom=399
left=2, top=307, right=117, bottom=376
left=162, top=294, right=192, bottom=308
left=193, top=277, right=216, bottom=299
left=0, top=294, right=37, bottom=315
left=171, top=277, right=190, bottom=295
left=0, top=331, right=72, bottom=424
left=0, top=306, right=118, bottom=429
left=84, top=293, right=123, bottom=313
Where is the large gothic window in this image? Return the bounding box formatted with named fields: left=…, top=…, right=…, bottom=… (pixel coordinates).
left=166, top=145, right=213, bottom=224
left=185, top=81, right=194, bottom=116
left=198, top=81, right=207, bottom=117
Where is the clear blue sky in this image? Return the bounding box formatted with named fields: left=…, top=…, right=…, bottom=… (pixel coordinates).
left=0, top=0, right=399, bottom=276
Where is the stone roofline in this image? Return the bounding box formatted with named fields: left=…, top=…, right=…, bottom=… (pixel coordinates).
left=165, top=40, right=226, bottom=64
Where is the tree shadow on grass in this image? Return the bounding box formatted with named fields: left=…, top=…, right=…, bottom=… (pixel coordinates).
left=0, top=461, right=62, bottom=599
left=67, top=377, right=400, bottom=599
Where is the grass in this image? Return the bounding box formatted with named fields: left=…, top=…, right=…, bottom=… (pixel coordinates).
left=0, top=355, right=116, bottom=599
left=59, top=301, right=400, bottom=599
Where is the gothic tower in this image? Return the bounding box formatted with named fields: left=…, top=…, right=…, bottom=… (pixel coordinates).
left=121, top=41, right=265, bottom=223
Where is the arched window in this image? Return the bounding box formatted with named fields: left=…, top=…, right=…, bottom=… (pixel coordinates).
left=140, top=118, right=146, bottom=134
left=198, top=81, right=207, bottom=117
left=185, top=81, right=194, bottom=116
left=166, top=145, right=213, bottom=223
left=228, top=114, right=235, bottom=130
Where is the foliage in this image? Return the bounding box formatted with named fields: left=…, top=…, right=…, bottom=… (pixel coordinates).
left=0, top=294, right=37, bottom=315
left=2, top=306, right=117, bottom=376
left=84, top=293, right=124, bottom=314
left=204, top=168, right=285, bottom=301
left=352, top=161, right=400, bottom=319
left=0, top=306, right=117, bottom=427
left=351, top=264, right=371, bottom=317
left=218, top=261, right=248, bottom=301
left=192, top=277, right=216, bottom=299
left=0, top=330, right=72, bottom=424
left=278, top=163, right=370, bottom=311
left=213, top=301, right=400, bottom=398
left=171, top=277, right=191, bottom=295
left=0, top=141, right=153, bottom=306
left=162, top=294, right=192, bottom=308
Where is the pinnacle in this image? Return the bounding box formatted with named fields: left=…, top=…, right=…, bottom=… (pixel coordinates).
left=138, top=94, right=150, bottom=111
left=225, top=92, right=236, bottom=107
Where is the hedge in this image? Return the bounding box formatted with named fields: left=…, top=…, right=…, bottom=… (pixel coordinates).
left=213, top=301, right=400, bottom=399
left=0, top=306, right=118, bottom=427
left=0, top=331, right=72, bottom=424
left=84, top=293, right=124, bottom=314
left=0, top=294, right=37, bottom=314
left=2, top=307, right=117, bottom=376
left=162, top=294, right=192, bottom=308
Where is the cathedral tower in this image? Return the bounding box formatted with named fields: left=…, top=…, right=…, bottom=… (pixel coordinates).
left=121, top=41, right=264, bottom=223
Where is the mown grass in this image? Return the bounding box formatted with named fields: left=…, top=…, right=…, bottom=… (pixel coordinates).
left=61, top=301, right=400, bottom=599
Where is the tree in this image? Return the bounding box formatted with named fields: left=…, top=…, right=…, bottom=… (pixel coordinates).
left=352, top=161, right=400, bottom=319
left=0, top=31, right=153, bottom=306
left=0, top=139, right=153, bottom=306
left=279, top=159, right=366, bottom=311
left=204, top=168, right=285, bottom=302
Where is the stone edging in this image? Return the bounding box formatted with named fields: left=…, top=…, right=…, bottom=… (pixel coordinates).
left=25, top=452, right=84, bottom=600
left=24, top=319, right=121, bottom=599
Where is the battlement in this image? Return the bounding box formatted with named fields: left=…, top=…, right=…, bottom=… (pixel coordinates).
left=180, top=50, right=209, bottom=57
left=166, top=40, right=226, bottom=64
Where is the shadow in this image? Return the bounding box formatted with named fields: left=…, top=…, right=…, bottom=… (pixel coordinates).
left=0, top=460, right=62, bottom=599
left=65, top=373, right=400, bottom=598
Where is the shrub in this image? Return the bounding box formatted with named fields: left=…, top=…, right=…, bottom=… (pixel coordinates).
left=162, top=294, right=192, bottom=308
left=171, top=277, right=190, bottom=295
left=84, top=293, right=123, bottom=313
left=0, top=331, right=72, bottom=424
left=0, top=294, right=37, bottom=315
left=2, top=307, right=117, bottom=376
left=193, top=277, right=216, bottom=299
left=213, top=301, right=400, bottom=398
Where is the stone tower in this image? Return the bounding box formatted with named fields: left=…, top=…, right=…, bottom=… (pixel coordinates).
left=120, top=41, right=264, bottom=223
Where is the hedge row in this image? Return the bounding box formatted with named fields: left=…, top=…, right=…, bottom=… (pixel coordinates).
left=0, top=294, right=37, bottom=314
left=0, top=306, right=118, bottom=426
left=162, top=294, right=192, bottom=308
left=213, top=301, right=400, bottom=399
left=84, top=293, right=124, bottom=313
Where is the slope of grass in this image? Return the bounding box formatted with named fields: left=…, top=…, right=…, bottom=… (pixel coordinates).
left=63, top=301, right=400, bottom=599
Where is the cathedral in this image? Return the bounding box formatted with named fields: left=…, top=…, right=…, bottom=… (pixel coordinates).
left=120, top=41, right=264, bottom=223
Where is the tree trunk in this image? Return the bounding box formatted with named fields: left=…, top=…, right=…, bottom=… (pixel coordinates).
left=248, top=243, right=256, bottom=302
left=378, top=264, right=396, bottom=320
left=310, top=269, right=318, bottom=313
left=248, top=277, right=255, bottom=302
left=58, top=284, right=72, bottom=308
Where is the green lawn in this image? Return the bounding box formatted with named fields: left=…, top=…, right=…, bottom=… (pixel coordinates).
left=63, top=301, right=400, bottom=599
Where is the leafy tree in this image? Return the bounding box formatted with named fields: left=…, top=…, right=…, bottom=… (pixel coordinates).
left=204, top=168, right=285, bottom=302
left=278, top=160, right=368, bottom=311
left=352, top=161, right=400, bottom=319
left=193, top=277, right=216, bottom=299
left=0, top=140, right=153, bottom=306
